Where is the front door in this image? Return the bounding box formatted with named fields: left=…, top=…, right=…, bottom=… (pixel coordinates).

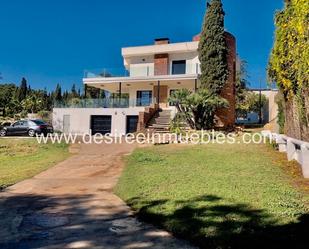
left=63, top=115, right=70, bottom=134
left=153, top=85, right=168, bottom=107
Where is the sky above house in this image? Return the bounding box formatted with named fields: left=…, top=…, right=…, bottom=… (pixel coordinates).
left=0, top=0, right=284, bottom=92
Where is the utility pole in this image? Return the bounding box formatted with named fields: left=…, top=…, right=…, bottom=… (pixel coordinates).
left=259, top=77, right=263, bottom=124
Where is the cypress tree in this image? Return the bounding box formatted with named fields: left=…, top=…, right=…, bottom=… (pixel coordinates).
left=198, top=0, right=228, bottom=94
left=17, top=77, right=28, bottom=101
left=54, top=83, right=62, bottom=102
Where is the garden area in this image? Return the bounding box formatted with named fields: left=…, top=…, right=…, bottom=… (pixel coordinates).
left=116, top=142, right=309, bottom=249
left=0, top=138, right=69, bottom=190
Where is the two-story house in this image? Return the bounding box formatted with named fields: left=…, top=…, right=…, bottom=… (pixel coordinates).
left=53, top=33, right=236, bottom=136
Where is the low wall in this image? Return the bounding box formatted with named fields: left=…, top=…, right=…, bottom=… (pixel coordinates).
left=262, top=130, right=309, bottom=178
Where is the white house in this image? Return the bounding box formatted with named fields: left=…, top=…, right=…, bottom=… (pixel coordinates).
left=53, top=34, right=237, bottom=136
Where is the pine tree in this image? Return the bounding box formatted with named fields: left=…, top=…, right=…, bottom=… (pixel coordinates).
left=198, top=0, right=228, bottom=94
left=17, top=77, right=28, bottom=102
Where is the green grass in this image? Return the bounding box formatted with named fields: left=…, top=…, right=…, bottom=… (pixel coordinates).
left=115, top=143, right=309, bottom=249
left=0, top=138, right=70, bottom=189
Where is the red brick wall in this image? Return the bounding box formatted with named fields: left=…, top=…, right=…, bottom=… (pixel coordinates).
left=193, top=32, right=236, bottom=128
left=216, top=32, right=236, bottom=128
left=137, top=104, right=159, bottom=132
left=154, top=54, right=169, bottom=76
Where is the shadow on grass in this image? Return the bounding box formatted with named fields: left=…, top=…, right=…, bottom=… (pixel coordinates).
left=126, top=195, right=309, bottom=249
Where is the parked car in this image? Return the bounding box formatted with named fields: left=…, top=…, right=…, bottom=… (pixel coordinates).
left=0, top=119, right=53, bottom=137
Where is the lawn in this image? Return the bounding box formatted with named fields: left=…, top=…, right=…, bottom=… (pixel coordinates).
left=115, top=142, right=309, bottom=249
left=0, top=138, right=70, bottom=189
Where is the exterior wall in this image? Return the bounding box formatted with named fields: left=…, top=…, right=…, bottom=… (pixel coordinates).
left=53, top=107, right=145, bottom=137
left=154, top=54, right=169, bottom=75
left=216, top=32, right=237, bottom=127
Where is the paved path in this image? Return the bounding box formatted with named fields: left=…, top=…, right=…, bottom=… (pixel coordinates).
left=0, top=143, right=195, bottom=249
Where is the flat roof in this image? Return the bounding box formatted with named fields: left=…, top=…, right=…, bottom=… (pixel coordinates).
left=122, top=41, right=199, bottom=57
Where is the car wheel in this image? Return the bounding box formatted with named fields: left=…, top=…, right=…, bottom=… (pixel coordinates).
left=28, top=129, right=36, bottom=137
left=0, top=129, right=6, bottom=137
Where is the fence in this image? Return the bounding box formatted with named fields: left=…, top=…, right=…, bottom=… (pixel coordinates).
left=262, top=130, right=309, bottom=178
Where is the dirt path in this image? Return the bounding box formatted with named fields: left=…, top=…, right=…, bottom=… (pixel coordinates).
left=0, top=143, right=195, bottom=249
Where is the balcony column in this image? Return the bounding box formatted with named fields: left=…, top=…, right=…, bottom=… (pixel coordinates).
left=194, top=79, right=198, bottom=92
left=157, top=80, right=160, bottom=105
left=84, top=84, right=87, bottom=98
left=118, top=82, right=122, bottom=107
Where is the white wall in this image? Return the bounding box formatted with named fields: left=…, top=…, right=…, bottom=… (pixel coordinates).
left=53, top=107, right=145, bottom=137
left=126, top=51, right=200, bottom=76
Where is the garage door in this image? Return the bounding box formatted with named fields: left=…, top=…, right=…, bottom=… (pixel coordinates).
left=126, top=116, right=139, bottom=134
left=90, top=115, right=112, bottom=135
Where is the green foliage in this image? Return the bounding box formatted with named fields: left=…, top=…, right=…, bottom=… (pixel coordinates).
left=268, top=0, right=309, bottom=97
left=198, top=0, right=228, bottom=94
left=16, top=77, right=28, bottom=102
left=21, top=93, right=44, bottom=114
left=268, top=0, right=309, bottom=137
left=276, top=92, right=286, bottom=134
left=237, top=92, right=267, bottom=118
left=169, top=89, right=228, bottom=130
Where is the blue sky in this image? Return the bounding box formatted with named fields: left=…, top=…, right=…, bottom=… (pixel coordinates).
left=0, top=0, right=283, bottom=91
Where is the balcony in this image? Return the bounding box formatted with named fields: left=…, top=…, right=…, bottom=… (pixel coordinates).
left=84, top=63, right=201, bottom=79
left=53, top=98, right=157, bottom=109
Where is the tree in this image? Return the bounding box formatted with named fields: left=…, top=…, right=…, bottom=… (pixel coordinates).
left=169, top=89, right=228, bottom=130
left=235, top=59, right=250, bottom=118
left=53, top=83, right=62, bottom=102
left=71, top=84, right=78, bottom=98
left=268, top=0, right=309, bottom=140
left=198, top=0, right=228, bottom=94
left=17, top=77, right=28, bottom=102
left=21, top=93, right=44, bottom=114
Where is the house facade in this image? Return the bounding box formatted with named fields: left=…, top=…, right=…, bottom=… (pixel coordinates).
left=53, top=33, right=237, bottom=136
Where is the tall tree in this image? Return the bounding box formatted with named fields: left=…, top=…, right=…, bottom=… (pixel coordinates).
left=198, top=0, right=228, bottom=94
left=54, top=83, right=62, bottom=102
left=17, top=77, right=28, bottom=102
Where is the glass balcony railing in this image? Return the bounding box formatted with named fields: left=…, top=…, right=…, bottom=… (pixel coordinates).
left=84, top=63, right=201, bottom=78
left=53, top=98, right=157, bottom=109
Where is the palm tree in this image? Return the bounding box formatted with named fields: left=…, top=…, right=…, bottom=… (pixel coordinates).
left=169, top=89, right=228, bottom=130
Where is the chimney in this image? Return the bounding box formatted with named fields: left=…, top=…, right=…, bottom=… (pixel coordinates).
left=154, top=38, right=170, bottom=45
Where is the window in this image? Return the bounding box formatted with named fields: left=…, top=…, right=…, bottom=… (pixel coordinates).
left=172, top=60, right=186, bottom=75
left=136, top=91, right=152, bottom=106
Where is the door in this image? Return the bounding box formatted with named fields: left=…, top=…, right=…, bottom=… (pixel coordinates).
left=153, top=85, right=168, bottom=107
left=126, top=116, right=138, bottom=134
left=63, top=115, right=70, bottom=134
left=91, top=115, right=112, bottom=135
left=7, top=121, right=22, bottom=135
left=19, top=120, right=29, bottom=135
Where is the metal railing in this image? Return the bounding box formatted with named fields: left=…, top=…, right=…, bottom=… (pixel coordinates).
left=53, top=98, right=156, bottom=109
left=84, top=63, right=201, bottom=79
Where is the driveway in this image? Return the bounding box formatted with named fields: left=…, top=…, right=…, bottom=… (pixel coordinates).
left=0, top=142, right=195, bottom=249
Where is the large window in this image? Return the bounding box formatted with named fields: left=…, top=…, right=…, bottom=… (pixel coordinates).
left=136, top=91, right=152, bottom=106
left=172, top=60, right=186, bottom=75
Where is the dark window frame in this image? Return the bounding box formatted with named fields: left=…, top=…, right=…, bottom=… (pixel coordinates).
left=172, top=60, right=186, bottom=75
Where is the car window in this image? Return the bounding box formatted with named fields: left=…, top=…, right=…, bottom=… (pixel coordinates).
left=20, top=121, right=28, bottom=126
left=13, top=121, right=21, bottom=127
left=32, top=120, right=46, bottom=125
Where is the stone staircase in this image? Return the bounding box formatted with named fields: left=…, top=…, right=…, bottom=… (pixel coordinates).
left=147, top=109, right=172, bottom=134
